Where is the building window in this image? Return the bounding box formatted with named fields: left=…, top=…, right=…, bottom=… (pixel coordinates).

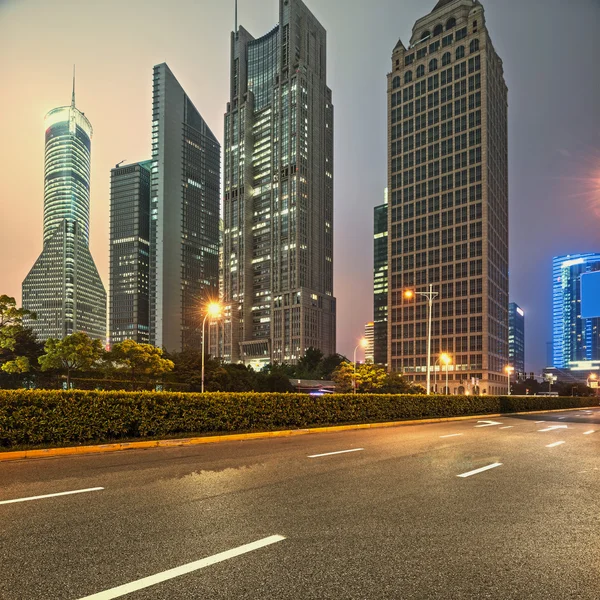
left=393, top=76, right=401, bottom=89
left=404, top=71, right=413, bottom=84
left=470, top=39, right=480, bottom=53
left=434, top=24, right=444, bottom=37
left=429, top=59, right=438, bottom=72
left=446, top=17, right=456, bottom=30
left=417, top=65, right=425, bottom=78
left=442, top=52, right=451, bottom=66
left=456, top=46, right=465, bottom=60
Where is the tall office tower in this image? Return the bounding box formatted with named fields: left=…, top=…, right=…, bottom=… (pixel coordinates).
left=373, top=189, right=389, bottom=366
left=508, top=302, right=525, bottom=378
left=109, top=161, right=152, bottom=345
left=552, top=254, right=600, bottom=368
left=150, top=63, right=221, bottom=352
left=22, top=78, right=106, bottom=342
left=364, top=322, right=375, bottom=364
left=222, top=0, right=335, bottom=369
left=388, top=0, right=509, bottom=395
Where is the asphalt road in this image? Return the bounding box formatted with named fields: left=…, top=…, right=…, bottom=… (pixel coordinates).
left=1, top=407, right=600, bottom=599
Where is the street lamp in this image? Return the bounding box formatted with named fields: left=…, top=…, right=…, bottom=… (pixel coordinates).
left=587, top=373, right=598, bottom=390
left=441, top=353, right=452, bottom=395
left=353, top=338, right=369, bottom=395
left=404, top=285, right=439, bottom=395
left=505, top=366, right=515, bottom=396
left=201, top=302, right=222, bottom=393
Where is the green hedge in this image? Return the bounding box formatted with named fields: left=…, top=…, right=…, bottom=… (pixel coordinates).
left=0, top=390, right=595, bottom=449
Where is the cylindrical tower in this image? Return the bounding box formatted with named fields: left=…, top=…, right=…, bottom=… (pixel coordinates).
left=43, top=103, right=93, bottom=244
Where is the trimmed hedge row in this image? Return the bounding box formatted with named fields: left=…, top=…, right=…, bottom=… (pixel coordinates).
left=0, top=390, right=595, bottom=449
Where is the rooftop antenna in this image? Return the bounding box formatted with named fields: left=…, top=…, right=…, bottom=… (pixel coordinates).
left=71, top=64, right=76, bottom=108
left=235, top=0, right=238, bottom=34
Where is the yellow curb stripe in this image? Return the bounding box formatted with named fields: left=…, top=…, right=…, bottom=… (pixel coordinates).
left=0, top=406, right=596, bottom=462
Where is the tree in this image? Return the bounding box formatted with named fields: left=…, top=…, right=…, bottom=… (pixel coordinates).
left=296, top=347, right=324, bottom=379
left=332, top=362, right=388, bottom=393
left=379, top=372, right=426, bottom=395
left=0, top=295, right=36, bottom=375
left=39, top=332, right=104, bottom=388
left=107, top=340, right=174, bottom=386
left=318, top=353, right=348, bottom=379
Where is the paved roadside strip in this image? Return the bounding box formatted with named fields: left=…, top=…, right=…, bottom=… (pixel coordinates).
left=1, top=406, right=597, bottom=462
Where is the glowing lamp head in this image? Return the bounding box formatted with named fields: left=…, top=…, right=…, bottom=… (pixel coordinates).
left=404, top=290, right=414, bottom=300
left=440, top=353, right=452, bottom=365
left=505, top=366, right=515, bottom=374
left=590, top=373, right=598, bottom=380
left=360, top=338, right=369, bottom=349
left=207, top=302, right=222, bottom=318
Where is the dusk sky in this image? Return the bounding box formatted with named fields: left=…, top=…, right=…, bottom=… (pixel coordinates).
left=0, top=0, right=599, bottom=371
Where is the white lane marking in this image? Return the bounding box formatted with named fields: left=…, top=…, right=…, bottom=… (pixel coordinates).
left=308, top=448, right=364, bottom=458
left=538, top=425, right=568, bottom=433
left=440, top=434, right=463, bottom=438
left=546, top=441, right=566, bottom=448
left=457, top=463, right=503, bottom=478
left=499, top=426, right=514, bottom=430
left=558, top=417, right=566, bottom=420
left=534, top=421, right=545, bottom=424
left=584, top=430, right=596, bottom=435
left=78, top=535, right=286, bottom=600
left=474, top=420, right=503, bottom=428
left=0, top=487, right=104, bottom=506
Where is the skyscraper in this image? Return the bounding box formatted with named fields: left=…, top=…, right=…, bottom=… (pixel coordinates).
left=373, top=190, right=389, bottom=366
left=109, top=160, right=152, bottom=345
left=364, top=322, right=375, bottom=364
left=387, top=0, right=509, bottom=395
left=222, top=0, right=335, bottom=369
left=150, top=63, right=221, bottom=353
left=508, top=302, right=525, bottom=378
left=23, top=77, right=106, bottom=342
left=552, top=253, right=600, bottom=368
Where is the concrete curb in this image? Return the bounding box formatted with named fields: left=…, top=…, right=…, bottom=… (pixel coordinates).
left=0, top=406, right=596, bottom=462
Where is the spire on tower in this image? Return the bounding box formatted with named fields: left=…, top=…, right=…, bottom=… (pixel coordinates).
left=71, top=65, right=76, bottom=108
left=235, top=0, right=238, bottom=34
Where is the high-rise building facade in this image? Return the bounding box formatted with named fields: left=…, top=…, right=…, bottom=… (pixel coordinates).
left=109, top=161, right=152, bottom=345
left=222, top=0, right=335, bottom=368
left=23, top=81, right=106, bottom=342
left=552, top=253, right=600, bottom=368
left=373, top=190, right=389, bottom=365
left=387, top=0, right=509, bottom=395
left=508, top=302, right=525, bottom=377
left=150, top=63, right=221, bottom=352
left=364, top=322, right=375, bottom=364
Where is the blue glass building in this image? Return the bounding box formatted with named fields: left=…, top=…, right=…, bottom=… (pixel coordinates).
left=552, top=253, right=600, bottom=368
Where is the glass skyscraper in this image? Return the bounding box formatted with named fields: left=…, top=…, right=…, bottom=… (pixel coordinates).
left=373, top=190, right=389, bottom=366
left=109, top=161, right=152, bottom=345
left=23, top=81, right=106, bottom=342
left=149, top=63, right=221, bottom=352
left=222, top=0, right=335, bottom=368
left=387, top=0, right=509, bottom=395
left=552, top=254, right=600, bottom=368
left=508, top=302, right=525, bottom=377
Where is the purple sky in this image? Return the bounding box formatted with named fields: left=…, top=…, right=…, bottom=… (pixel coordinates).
left=0, top=0, right=598, bottom=370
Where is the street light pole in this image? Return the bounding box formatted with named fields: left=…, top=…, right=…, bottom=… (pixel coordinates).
left=353, top=339, right=368, bottom=395
left=405, top=284, right=438, bottom=395
left=505, top=366, right=514, bottom=396
left=201, top=303, right=222, bottom=394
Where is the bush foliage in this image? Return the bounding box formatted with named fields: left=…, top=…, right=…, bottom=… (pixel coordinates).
left=0, top=390, right=595, bottom=449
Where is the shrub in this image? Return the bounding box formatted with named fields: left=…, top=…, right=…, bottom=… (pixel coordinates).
left=0, top=390, right=594, bottom=449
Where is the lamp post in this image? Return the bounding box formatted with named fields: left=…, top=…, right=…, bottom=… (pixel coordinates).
left=405, top=285, right=439, bottom=395
left=353, top=338, right=369, bottom=394
left=201, top=302, right=222, bottom=393
left=440, top=353, right=452, bottom=395
left=505, top=366, right=514, bottom=396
